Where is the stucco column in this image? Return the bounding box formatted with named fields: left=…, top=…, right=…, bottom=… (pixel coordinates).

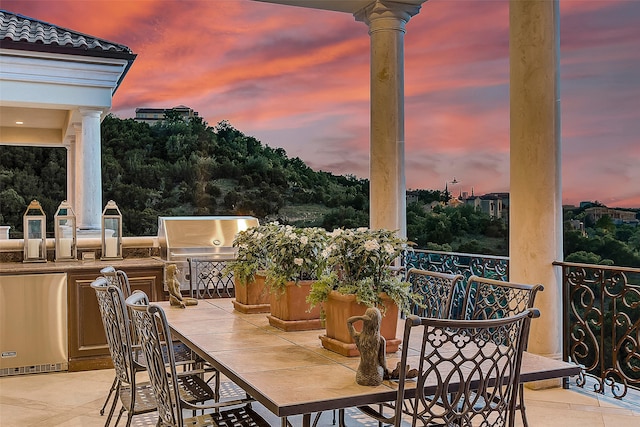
left=509, top=0, right=562, bottom=365
left=77, top=109, right=103, bottom=230
left=64, top=136, right=76, bottom=211
left=355, top=0, right=425, bottom=237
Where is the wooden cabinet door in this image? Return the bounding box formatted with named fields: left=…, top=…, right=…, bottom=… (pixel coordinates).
left=67, top=266, right=165, bottom=371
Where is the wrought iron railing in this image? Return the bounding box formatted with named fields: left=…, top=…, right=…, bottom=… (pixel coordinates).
left=557, top=261, right=640, bottom=398
left=405, top=249, right=509, bottom=281
left=407, top=251, right=640, bottom=400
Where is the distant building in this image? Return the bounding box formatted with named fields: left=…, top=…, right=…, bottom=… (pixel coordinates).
left=464, top=192, right=509, bottom=219
left=447, top=197, right=464, bottom=208
left=568, top=219, right=586, bottom=236
left=584, top=206, right=638, bottom=226
left=579, top=201, right=595, bottom=209
left=425, top=201, right=444, bottom=212
left=406, top=193, right=419, bottom=205
left=135, top=105, right=198, bottom=124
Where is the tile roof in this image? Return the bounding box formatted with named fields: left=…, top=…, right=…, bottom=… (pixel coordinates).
left=0, top=9, right=134, bottom=57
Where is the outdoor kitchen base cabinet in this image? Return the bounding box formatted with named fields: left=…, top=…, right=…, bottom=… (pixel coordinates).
left=67, top=266, right=165, bottom=371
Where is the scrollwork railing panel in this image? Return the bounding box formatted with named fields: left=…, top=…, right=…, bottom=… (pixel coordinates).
left=560, top=262, right=640, bottom=399
left=405, top=249, right=509, bottom=281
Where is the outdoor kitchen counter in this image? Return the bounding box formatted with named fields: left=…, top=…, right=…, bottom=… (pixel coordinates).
left=0, top=257, right=165, bottom=274
left=1, top=257, right=168, bottom=372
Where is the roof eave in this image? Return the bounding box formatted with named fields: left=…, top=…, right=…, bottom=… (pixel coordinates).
left=0, top=39, right=136, bottom=94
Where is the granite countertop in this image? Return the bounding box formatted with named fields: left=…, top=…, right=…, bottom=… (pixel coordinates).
left=0, top=257, right=166, bottom=274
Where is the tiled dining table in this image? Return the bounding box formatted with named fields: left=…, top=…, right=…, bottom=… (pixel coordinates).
left=158, top=299, right=581, bottom=427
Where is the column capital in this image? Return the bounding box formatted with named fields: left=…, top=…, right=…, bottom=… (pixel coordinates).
left=78, top=108, right=103, bottom=119
left=355, top=0, right=426, bottom=31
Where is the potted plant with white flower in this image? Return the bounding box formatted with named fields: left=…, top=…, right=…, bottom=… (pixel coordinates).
left=307, top=227, right=418, bottom=356
left=225, top=223, right=278, bottom=314
left=264, top=224, right=329, bottom=331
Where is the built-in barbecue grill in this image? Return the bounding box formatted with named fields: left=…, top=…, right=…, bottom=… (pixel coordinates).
left=157, top=216, right=259, bottom=297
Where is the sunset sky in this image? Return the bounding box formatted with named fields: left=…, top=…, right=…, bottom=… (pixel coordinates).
left=4, top=0, right=640, bottom=208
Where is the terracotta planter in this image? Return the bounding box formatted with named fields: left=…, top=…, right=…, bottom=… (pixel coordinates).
left=267, top=280, right=322, bottom=331
left=319, top=290, right=401, bottom=357
left=232, top=273, right=270, bottom=314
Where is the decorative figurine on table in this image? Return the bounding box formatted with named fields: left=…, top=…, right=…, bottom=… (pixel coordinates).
left=166, top=264, right=198, bottom=308
left=347, top=307, right=387, bottom=386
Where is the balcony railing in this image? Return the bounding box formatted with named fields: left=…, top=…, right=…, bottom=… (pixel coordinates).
left=406, top=250, right=640, bottom=400
left=556, top=261, right=640, bottom=398
left=405, top=249, right=509, bottom=281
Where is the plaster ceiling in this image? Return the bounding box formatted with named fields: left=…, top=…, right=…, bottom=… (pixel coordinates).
left=0, top=106, right=67, bottom=130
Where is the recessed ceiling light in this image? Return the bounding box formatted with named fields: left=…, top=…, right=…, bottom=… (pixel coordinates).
left=16, top=121, right=24, bottom=125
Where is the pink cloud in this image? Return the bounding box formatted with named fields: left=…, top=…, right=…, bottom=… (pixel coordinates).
left=3, top=0, right=639, bottom=208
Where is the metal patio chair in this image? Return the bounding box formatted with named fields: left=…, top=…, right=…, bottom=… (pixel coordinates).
left=358, top=309, right=540, bottom=427
left=461, top=275, right=544, bottom=427
left=98, top=266, right=204, bottom=416
left=126, top=290, right=270, bottom=427
left=405, top=268, right=466, bottom=319
left=91, top=277, right=216, bottom=427
left=188, top=258, right=235, bottom=299
left=101, top=266, right=199, bottom=364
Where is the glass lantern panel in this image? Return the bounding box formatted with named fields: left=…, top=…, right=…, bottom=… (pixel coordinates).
left=104, top=218, right=120, bottom=237
left=27, top=219, right=43, bottom=239
left=57, top=219, right=74, bottom=237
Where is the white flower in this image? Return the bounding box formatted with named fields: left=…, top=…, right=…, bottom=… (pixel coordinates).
left=330, top=229, right=343, bottom=237
left=383, top=243, right=395, bottom=255
left=357, top=227, right=369, bottom=232
left=294, top=258, right=304, bottom=266
left=300, top=236, right=308, bottom=245
left=364, top=239, right=380, bottom=251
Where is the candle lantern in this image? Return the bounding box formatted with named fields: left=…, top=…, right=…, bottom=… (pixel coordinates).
left=54, top=200, right=77, bottom=262
left=23, top=199, right=47, bottom=263
left=101, top=200, right=123, bottom=260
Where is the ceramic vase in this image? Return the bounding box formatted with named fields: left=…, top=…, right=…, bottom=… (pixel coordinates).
left=319, top=290, right=400, bottom=357
left=267, top=280, right=322, bottom=331
left=232, top=272, right=270, bottom=314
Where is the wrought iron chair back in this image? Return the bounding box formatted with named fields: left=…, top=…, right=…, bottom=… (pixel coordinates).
left=405, top=268, right=465, bottom=319
left=98, top=266, right=152, bottom=417
left=188, top=258, right=235, bottom=299
left=91, top=277, right=155, bottom=426
left=462, top=275, right=544, bottom=322
left=101, top=266, right=132, bottom=296
left=359, top=309, right=540, bottom=427
left=126, top=291, right=270, bottom=427
left=101, top=266, right=140, bottom=343
left=101, top=266, right=196, bottom=363
left=126, top=291, right=181, bottom=426
left=460, top=275, right=544, bottom=427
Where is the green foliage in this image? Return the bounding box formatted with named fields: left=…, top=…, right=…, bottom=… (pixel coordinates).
left=565, top=251, right=603, bottom=264
left=406, top=202, right=508, bottom=255
left=102, top=115, right=372, bottom=232
left=563, top=207, right=640, bottom=267
left=307, top=228, right=420, bottom=315
left=595, top=215, right=616, bottom=233
left=0, top=146, right=66, bottom=237
left=224, top=223, right=278, bottom=284
left=263, top=224, right=329, bottom=292
left=226, top=223, right=329, bottom=294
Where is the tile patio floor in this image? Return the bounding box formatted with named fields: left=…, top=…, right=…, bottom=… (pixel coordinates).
left=0, top=368, right=638, bottom=426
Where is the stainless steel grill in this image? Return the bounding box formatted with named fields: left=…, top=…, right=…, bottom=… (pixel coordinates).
left=157, top=216, right=259, bottom=296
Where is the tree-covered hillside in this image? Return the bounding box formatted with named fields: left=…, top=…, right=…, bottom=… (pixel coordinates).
left=0, top=114, right=369, bottom=236
left=100, top=114, right=372, bottom=234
